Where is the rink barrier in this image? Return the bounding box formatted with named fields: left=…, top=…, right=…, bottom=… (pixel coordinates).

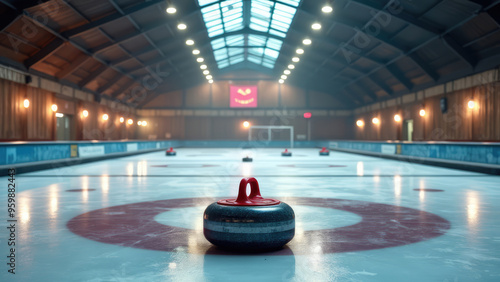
left=328, top=141, right=500, bottom=175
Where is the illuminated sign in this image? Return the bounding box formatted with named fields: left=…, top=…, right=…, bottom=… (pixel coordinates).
left=230, top=85, right=257, bottom=108
left=303, top=112, right=311, bottom=119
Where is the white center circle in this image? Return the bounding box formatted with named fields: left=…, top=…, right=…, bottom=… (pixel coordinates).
left=154, top=205, right=362, bottom=231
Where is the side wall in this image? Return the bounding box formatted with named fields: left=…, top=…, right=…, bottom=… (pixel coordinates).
left=354, top=71, right=500, bottom=141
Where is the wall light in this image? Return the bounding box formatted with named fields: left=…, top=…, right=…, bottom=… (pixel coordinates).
left=356, top=120, right=364, bottom=127
left=243, top=121, right=250, bottom=128
left=468, top=100, right=475, bottom=109
left=372, top=117, right=380, bottom=124
left=51, top=104, right=58, bottom=112
left=138, top=121, right=142, bottom=126
left=127, top=118, right=133, bottom=125
left=142, top=121, right=147, bottom=126
left=119, top=117, right=124, bottom=123
left=102, top=114, right=109, bottom=121
left=419, top=109, right=426, bottom=117
left=82, top=110, right=89, bottom=118
left=394, top=114, right=401, bottom=122
left=23, top=99, right=30, bottom=108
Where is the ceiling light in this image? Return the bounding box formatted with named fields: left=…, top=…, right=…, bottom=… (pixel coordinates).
left=284, top=70, right=291, bottom=75
left=312, top=23, right=322, bottom=30
left=279, top=79, right=284, bottom=84
left=322, top=5, right=333, bottom=13
left=281, top=75, right=287, bottom=79
left=197, top=57, right=204, bottom=63
left=177, top=23, right=186, bottom=30
left=203, top=70, right=209, bottom=75
left=186, top=39, right=194, bottom=45
left=192, top=49, right=200, bottom=55
left=206, top=75, right=213, bottom=80
left=303, top=38, right=312, bottom=45
left=208, top=79, right=213, bottom=83
left=296, top=48, right=304, bottom=54
left=288, top=64, right=295, bottom=69
left=292, top=57, right=300, bottom=62
left=200, top=65, right=207, bottom=69
left=166, top=7, right=176, bottom=14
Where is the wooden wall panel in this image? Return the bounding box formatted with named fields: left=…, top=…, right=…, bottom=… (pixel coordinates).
left=258, top=81, right=279, bottom=107
left=212, top=81, right=229, bottom=107
left=143, top=90, right=183, bottom=108
left=355, top=82, right=500, bottom=141
left=186, top=84, right=210, bottom=107
left=281, top=84, right=306, bottom=107
left=308, top=90, right=339, bottom=108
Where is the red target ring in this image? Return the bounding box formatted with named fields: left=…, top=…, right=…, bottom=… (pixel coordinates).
left=67, top=197, right=450, bottom=255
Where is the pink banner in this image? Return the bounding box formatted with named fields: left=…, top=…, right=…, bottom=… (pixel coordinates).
left=230, top=85, right=258, bottom=108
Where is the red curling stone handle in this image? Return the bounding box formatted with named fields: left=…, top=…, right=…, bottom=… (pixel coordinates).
left=217, top=177, right=280, bottom=206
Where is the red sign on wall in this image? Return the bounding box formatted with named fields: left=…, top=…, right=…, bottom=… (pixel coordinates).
left=230, top=85, right=258, bottom=108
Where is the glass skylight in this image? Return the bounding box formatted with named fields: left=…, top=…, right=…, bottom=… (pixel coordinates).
left=198, top=0, right=300, bottom=69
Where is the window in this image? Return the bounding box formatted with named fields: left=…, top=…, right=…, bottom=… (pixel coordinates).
left=198, top=0, right=300, bottom=69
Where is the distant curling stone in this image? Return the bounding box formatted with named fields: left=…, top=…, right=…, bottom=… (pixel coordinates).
left=319, top=147, right=329, bottom=156
left=203, top=177, right=295, bottom=251
left=166, top=147, right=176, bottom=156
left=281, top=149, right=292, bottom=157
left=242, top=156, right=253, bottom=162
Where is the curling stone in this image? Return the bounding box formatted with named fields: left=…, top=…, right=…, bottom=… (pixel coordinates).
left=281, top=149, right=292, bottom=157
left=242, top=156, right=252, bottom=162
left=319, top=147, right=329, bottom=156
left=166, top=147, right=176, bottom=156
left=203, top=177, right=295, bottom=251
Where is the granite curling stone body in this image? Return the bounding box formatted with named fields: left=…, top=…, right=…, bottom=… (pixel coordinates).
left=203, top=177, right=295, bottom=251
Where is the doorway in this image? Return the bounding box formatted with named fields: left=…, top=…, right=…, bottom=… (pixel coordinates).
left=403, top=119, right=414, bottom=141
left=56, top=114, right=72, bottom=140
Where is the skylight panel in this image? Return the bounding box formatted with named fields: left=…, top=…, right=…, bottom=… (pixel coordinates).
left=198, top=0, right=218, bottom=6
left=277, top=0, right=300, bottom=7
left=197, top=0, right=301, bottom=69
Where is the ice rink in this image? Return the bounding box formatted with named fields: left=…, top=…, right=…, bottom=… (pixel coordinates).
left=2, top=148, right=500, bottom=281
